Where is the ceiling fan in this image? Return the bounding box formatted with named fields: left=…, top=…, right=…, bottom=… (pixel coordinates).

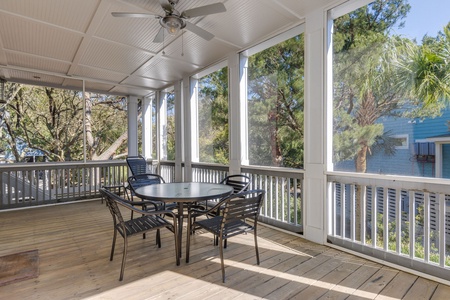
left=112, top=0, right=226, bottom=43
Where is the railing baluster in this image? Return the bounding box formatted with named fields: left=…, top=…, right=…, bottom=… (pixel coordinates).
left=330, top=181, right=335, bottom=236
left=372, top=186, right=377, bottom=248
left=341, top=183, right=346, bottom=239
left=439, top=193, right=446, bottom=267
left=275, top=176, right=279, bottom=220
left=350, top=184, right=355, bottom=242
left=383, top=187, right=389, bottom=251
left=409, top=191, right=415, bottom=259
left=424, top=192, right=430, bottom=263
left=396, top=189, right=401, bottom=254
left=361, top=185, right=367, bottom=244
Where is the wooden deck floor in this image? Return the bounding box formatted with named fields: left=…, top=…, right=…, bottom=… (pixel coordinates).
left=0, top=200, right=449, bottom=300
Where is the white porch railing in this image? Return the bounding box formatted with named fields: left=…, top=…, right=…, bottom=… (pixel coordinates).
left=1, top=160, right=303, bottom=233
left=158, top=161, right=303, bottom=231
left=0, top=160, right=128, bottom=209
left=327, top=172, right=450, bottom=280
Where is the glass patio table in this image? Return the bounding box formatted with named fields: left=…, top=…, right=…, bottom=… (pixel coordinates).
left=134, top=182, right=233, bottom=257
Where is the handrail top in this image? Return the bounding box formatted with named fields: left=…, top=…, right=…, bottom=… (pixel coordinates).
left=0, top=160, right=127, bottom=171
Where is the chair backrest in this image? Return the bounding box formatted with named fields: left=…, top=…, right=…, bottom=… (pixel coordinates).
left=100, top=188, right=126, bottom=226
left=221, top=189, right=265, bottom=226
left=220, top=174, right=251, bottom=194
left=126, top=155, right=148, bottom=176
left=127, top=173, right=165, bottom=192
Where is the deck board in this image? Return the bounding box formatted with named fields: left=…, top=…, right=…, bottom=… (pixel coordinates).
left=0, top=200, right=449, bottom=300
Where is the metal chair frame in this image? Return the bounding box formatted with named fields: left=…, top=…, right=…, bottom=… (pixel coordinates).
left=186, top=189, right=265, bottom=283
left=100, top=188, right=179, bottom=281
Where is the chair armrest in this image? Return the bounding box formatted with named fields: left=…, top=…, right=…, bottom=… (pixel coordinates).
left=188, top=197, right=228, bottom=217
left=116, top=199, right=177, bottom=221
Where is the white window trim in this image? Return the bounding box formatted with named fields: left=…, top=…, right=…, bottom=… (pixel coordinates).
left=392, top=134, right=409, bottom=150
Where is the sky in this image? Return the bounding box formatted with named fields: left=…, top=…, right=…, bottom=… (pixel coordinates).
left=392, top=0, right=450, bottom=41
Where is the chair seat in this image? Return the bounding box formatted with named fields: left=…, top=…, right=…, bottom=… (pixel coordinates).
left=118, top=215, right=173, bottom=237
left=194, top=217, right=254, bottom=239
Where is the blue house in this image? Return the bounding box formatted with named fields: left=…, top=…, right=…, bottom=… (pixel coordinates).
left=336, top=108, right=450, bottom=179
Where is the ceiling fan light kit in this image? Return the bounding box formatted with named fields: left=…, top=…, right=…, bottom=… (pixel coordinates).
left=112, top=0, right=226, bottom=42
left=160, top=15, right=185, bottom=36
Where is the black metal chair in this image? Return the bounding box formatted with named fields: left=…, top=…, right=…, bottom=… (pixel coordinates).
left=127, top=173, right=176, bottom=211
left=220, top=174, right=251, bottom=193
left=100, top=188, right=179, bottom=281
left=204, top=174, right=251, bottom=216
left=186, top=189, right=265, bottom=283
left=126, top=155, right=150, bottom=176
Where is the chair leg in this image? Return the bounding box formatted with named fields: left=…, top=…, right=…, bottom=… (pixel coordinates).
left=219, top=234, right=226, bottom=283
left=185, top=218, right=191, bottom=263
left=119, top=236, right=128, bottom=281
left=156, top=229, right=161, bottom=248
left=110, top=229, right=117, bottom=261
left=173, top=224, right=180, bottom=266
left=254, top=228, right=260, bottom=265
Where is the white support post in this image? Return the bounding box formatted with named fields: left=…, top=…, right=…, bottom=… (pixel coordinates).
left=184, top=76, right=196, bottom=182
left=303, top=8, right=327, bottom=244
left=127, top=95, right=139, bottom=156
left=174, top=81, right=183, bottom=182
left=142, top=95, right=152, bottom=159
left=238, top=54, right=250, bottom=168
left=229, top=53, right=244, bottom=174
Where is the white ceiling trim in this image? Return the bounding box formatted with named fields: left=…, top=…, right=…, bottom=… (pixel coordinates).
left=67, top=0, right=114, bottom=76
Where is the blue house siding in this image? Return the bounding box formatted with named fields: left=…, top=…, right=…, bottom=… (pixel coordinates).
left=334, top=108, right=450, bottom=179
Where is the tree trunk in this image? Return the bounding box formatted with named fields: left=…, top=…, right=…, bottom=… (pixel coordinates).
left=93, top=130, right=128, bottom=160
left=354, top=143, right=368, bottom=241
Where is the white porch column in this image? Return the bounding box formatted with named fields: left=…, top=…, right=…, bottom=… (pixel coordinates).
left=183, top=76, right=196, bottom=182
left=174, top=80, right=183, bottom=182
left=127, top=95, right=139, bottom=156
left=229, top=52, right=246, bottom=174
left=303, top=8, right=327, bottom=244
left=142, top=95, right=152, bottom=159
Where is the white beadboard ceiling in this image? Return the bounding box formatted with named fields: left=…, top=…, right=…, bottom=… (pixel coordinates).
left=0, top=0, right=334, bottom=97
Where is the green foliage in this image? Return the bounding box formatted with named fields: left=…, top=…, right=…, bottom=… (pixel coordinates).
left=248, top=34, right=305, bottom=168
left=332, top=0, right=447, bottom=171
left=0, top=83, right=128, bottom=161
left=198, top=67, right=229, bottom=164
left=166, top=92, right=176, bottom=161
left=365, top=211, right=450, bottom=266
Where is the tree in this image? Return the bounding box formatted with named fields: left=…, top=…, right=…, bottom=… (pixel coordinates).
left=333, top=0, right=413, bottom=172
left=247, top=34, right=305, bottom=168
left=198, top=67, right=229, bottom=164
left=395, top=22, right=450, bottom=107
left=0, top=83, right=129, bottom=162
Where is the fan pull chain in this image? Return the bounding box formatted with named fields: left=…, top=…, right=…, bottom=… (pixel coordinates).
left=162, top=30, right=166, bottom=56
left=181, top=31, right=184, bottom=57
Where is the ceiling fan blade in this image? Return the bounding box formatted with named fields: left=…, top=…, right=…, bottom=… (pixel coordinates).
left=182, top=3, right=226, bottom=18
left=185, top=21, right=214, bottom=41
left=111, top=12, right=159, bottom=18
left=159, top=0, right=173, bottom=14
left=153, top=27, right=165, bottom=43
